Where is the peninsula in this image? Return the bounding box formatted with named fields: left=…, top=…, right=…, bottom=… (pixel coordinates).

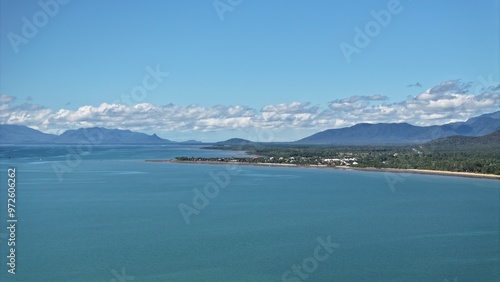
left=147, top=130, right=500, bottom=179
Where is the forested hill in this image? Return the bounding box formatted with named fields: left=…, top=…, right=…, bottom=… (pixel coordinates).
left=424, top=130, right=500, bottom=149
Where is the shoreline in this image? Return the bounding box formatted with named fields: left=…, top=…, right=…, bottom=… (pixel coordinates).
left=145, top=159, right=500, bottom=180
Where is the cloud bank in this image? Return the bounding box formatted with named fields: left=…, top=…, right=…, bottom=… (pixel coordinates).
left=1, top=80, right=499, bottom=141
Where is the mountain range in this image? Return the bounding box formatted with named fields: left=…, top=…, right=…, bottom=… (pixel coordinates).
left=1, top=111, right=499, bottom=145
left=0, top=126, right=174, bottom=144
left=295, top=111, right=500, bottom=145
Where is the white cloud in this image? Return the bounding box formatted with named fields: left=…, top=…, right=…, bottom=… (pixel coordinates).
left=1, top=80, right=499, bottom=141
left=0, top=95, right=16, bottom=103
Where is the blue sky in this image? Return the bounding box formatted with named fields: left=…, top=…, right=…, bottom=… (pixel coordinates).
left=1, top=0, right=499, bottom=141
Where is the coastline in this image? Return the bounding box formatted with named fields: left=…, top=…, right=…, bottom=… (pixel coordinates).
left=145, top=159, right=500, bottom=180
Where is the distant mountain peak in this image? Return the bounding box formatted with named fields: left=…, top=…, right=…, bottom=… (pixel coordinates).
left=180, top=139, right=203, bottom=144
left=215, top=138, right=253, bottom=145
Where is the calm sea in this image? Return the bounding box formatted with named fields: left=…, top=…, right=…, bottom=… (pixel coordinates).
left=0, top=145, right=498, bottom=282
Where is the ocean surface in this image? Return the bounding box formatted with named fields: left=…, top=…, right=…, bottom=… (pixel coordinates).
left=0, top=145, right=498, bottom=282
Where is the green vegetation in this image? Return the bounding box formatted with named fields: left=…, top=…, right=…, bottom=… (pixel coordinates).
left=177, top=131, right=500, bottom=175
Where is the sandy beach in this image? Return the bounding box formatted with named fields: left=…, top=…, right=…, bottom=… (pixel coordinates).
left=146, top=159, right=500, bottom=180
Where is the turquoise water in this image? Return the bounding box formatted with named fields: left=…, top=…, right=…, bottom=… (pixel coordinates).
left=0, top=145, right=498, bottom=281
